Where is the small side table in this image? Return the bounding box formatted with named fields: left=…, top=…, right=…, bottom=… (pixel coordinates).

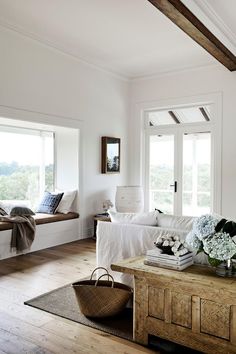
left=93, top=213, right=111, bottom=238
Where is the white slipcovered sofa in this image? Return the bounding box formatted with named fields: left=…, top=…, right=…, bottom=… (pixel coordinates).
left=96, top=211, right=196, bottom=286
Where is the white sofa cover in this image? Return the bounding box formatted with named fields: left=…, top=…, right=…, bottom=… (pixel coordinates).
left=96, top=213, right=196, bottom=286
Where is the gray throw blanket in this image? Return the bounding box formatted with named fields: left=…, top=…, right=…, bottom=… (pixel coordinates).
left=0, top=215, right=36, bottom=252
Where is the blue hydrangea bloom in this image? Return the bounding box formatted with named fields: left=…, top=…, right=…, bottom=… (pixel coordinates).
left=186, top=231, right=202, bottom=251
left=203, top=232, right=236, bottom=261
left=193, top=214, right=219, bottom=240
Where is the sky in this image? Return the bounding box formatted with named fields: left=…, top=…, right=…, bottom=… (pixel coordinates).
left=150, top=133, right=211, bottom=166
left=0, top=132, right=53, bottom=165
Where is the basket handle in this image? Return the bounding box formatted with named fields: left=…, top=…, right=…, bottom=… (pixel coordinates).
left=90, top=267, right=110, bottom=281
left=95, top=274, right=114, bottom=288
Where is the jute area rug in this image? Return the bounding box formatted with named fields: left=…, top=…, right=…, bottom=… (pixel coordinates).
left=25, top=283, right=201, bottom=354
left=25, top=282, right=133, bottom=341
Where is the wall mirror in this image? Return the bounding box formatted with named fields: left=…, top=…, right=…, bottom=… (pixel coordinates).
left=101, top=137, right=120, bottom=174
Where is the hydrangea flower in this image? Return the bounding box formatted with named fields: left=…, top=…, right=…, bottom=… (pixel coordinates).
left=185, top=231, right=202, bottom=251
left=193, top=214, right=219, bottom=240
left=203, top=232, right=236, bottom=261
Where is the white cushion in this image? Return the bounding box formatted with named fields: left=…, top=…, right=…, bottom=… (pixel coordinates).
left=156, top=213, right=195, bottom=231
left=108, top=210, right=159, bottom=226
left=56, top=190, right=77, bottom=214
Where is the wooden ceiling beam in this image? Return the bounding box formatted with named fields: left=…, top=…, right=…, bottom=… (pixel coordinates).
left=147, top=0, right=236, bottom=71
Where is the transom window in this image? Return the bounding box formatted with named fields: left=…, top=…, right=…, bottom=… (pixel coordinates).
left=148, top=105, right=211, bottom=126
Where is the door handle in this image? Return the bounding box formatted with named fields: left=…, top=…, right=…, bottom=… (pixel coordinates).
left=170, top=181, right=177, bottom=193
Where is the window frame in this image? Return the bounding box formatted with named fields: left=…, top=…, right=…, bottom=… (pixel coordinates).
left=145, top=122, right=212, bottom=215
left=137, top=93, right=222, bottom=215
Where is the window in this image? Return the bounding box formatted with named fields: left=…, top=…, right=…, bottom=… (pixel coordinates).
left=148, top=105, right=210, bottom=126
left=145, top=105, right=214, bottom=216
left=149, top=134, right=174, bottom=214
left=182, top=132, right=211, bottom=216
left=0, top=126, right=54, bottom=209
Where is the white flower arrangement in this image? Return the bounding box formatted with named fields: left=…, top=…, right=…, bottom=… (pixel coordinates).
left=102, top=199, right=113, bottom=212
left=186, top=214, right=236, bottom=266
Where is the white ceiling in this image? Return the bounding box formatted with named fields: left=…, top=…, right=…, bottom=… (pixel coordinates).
left=0, top=0, right=234, bottom=79
left=206, top=0, right=236, bottom=42
left=183, top=0, right=236, bottom=56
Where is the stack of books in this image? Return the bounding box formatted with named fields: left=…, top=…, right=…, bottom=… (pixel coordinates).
left=144, top=249, right=194, bottom=271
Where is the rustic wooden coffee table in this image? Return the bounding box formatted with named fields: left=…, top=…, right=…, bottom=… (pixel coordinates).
left=111, top=256, right=236, bottom=354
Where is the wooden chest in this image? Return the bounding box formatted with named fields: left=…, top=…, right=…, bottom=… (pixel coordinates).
left=111, top=256, right=236, bottom=354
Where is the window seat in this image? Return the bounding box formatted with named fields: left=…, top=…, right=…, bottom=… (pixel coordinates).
left=0, top=212, right=80, bottom=260
left=0, top=212, right=79, bottom=231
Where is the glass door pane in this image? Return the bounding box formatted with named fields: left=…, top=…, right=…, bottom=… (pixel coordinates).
left=182, top=132, right=211, bottom=216
left=149, top=135, right=175, bottom=213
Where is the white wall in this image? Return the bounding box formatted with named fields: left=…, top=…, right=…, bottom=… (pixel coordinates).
left=130, top=65, right=236, bottom=220
left=55, top=126, right=79, bottom=191
left=0, top=26, right=129, bottom=237
left=3, top=20, right=235, bottom=229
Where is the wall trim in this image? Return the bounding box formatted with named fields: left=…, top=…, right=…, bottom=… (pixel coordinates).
left=0, top=17, right=222, bottom=82
left=0, top=20, right=129, bottom=83
left=0, top=103, right=84, bottom=127
left=130, top=63, right=220, bottom=82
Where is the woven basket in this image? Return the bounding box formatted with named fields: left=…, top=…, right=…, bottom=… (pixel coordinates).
left=72, top=267, right=132, bottom=318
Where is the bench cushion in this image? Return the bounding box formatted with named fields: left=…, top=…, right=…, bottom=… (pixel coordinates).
left=0, top=212, right=79, bottom=231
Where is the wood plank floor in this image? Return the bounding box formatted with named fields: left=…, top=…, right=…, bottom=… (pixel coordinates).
left=0, top=239, right=158, bottom=354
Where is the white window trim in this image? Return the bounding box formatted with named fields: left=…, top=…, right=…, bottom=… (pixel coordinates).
left=0, top=103, right=84, bottom=235
left=132, top=92, right=222, bottom=215
left=0, top=104, right=83, bottom=182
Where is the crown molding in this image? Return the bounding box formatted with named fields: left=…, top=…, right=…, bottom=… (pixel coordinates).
left=0, top=8, right=232, bottom=82
left=0, top=18, right=220, bottom=82
left=0, top=18, right=129, bottom=82
left=182, top=0, right=236, bottom=54
left=131, top=62, right=221, bottom=82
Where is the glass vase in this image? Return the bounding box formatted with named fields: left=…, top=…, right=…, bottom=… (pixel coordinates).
left=215, top=259, right=235, bottom=277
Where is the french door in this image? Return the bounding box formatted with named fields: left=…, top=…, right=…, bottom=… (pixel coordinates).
left=146, top=125, right=212, bottom=216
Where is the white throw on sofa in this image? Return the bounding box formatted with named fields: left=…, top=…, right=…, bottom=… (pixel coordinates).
left=96, top=211, right=196, bottom=286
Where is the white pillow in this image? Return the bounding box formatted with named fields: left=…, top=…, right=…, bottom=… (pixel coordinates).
left=156, top=213, right=195, bottom=231
left=109, top=211, right=136, bottom=223
left=56, top=190, right=77, bottom=214
left=108, top=210, right=159, bottom=226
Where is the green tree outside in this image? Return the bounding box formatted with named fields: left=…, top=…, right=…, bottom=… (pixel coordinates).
left=0, top=162, right=54, bottom=209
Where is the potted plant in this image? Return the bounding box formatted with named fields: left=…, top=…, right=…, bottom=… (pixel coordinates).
left=186, top=214, right=236, bottom=276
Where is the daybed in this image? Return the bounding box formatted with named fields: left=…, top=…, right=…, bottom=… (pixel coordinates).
left=0, top=212, right=79, bottom=260
left=96, top=212, right=196, bottom=286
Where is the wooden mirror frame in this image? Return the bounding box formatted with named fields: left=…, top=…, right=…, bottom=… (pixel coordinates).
left=101, top=137, right=120, bottom=174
